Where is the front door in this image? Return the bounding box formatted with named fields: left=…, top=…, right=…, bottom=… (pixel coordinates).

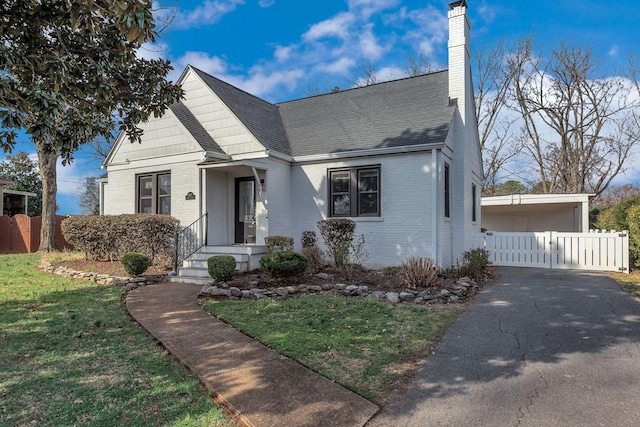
left=235, top=177, right=256, bottom=243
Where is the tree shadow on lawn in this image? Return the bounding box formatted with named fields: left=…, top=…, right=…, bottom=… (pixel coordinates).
left=0, top=283, right=233, bottom=427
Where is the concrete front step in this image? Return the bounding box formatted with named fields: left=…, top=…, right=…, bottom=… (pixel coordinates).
left=165, top=275, right=213, bottom=286
left=176, top=245, right=267, bottom=278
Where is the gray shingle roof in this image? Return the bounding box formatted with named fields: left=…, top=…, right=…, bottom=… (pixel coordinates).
left=190, top=67, right=454, bottom=159
left=277, top=71, right=454, bottom=157
left=169, top=102, right=226, bottom=156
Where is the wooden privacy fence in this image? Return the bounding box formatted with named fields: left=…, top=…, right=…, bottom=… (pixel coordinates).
left=473, top=230, right=629, bottom=274
left=0, top=214, right=73, bottom=254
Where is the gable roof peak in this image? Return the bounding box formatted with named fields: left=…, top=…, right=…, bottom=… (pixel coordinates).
left=188, top=65, right=275, bottom=107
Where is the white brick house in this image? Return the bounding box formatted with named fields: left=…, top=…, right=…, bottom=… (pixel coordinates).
left=101, top=1, right=482, bottom=273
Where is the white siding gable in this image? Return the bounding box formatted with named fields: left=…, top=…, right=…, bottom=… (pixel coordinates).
left=180, top=68, right=266, bottom=156
left=109, top=108, right=205, bottom=165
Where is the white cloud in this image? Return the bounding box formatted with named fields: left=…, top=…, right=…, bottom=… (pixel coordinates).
left=274, top=45, right=295, bottom=62
left=258, top=0, right=275, bottom=7
left=303, top=12, right=355, bottom=41
left=477, top=3, right=496, bottom=23
left=57, top=159, right=86, bottom=196
left=400, top=5, right=448, bottom=57
left=316, top=57, right=356, bottom=75
left=608, top=45, right=619, bottom=57
left=348, top=0, right=400, bottom=20
left=359, top=24, right=386, bottom=61
left=227, top=68, right=306, bottom=98
left=174, top=0, right=244, bottom=29
left=173, top=51, right=228, bottom=75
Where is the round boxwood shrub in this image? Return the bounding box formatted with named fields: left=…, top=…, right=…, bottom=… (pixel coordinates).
left=207, top=255, right=236, bottom=282
left=121, top=252, right=150, bottom=276
left=259, top=251, right=308, bottom=279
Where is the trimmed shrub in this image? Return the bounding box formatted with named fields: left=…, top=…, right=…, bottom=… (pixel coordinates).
left=317, top=218, right=356, bottom=268
left=121, top=252, right=150, bottom=276
left=259, top=251, right=308, bottom=279
left=301, top=246, right=324, bottom=273
left=301, top=231, right=317, bottom=248
left=264, top=236, right=294, bottom=253
left=401, top=256, right=438, bottom=289
left=301, top=230, right=323, bottom=273
left=207, top=256, right=236, bottom=282
left=458, top=248, right=490, bottom=281
left=62, top=214, right=180, bottom=262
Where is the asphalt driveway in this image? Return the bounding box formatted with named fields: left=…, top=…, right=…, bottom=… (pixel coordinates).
left=369, top=267, right=640, bottom=426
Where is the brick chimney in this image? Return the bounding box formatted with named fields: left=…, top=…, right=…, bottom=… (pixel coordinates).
left=448, top=0, right=472, bottom=127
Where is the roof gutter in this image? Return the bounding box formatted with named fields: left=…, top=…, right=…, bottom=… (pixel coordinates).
left=291, top=142, right=446, bottom=164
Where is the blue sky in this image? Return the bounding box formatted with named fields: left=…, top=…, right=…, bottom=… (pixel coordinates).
left=2, top=0, right=639, bottom=214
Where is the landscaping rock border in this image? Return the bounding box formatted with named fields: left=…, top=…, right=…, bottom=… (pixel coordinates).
left=38, top=261, right=480, bottom=304
left=38, top=261, right=165, bottom=289
left=200, top=274, right=479, bottom=305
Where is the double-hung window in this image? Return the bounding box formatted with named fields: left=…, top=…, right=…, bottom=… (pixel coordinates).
left=329, top=166, right=380, bottom=217
left=137, top=172, right=171, bottom=215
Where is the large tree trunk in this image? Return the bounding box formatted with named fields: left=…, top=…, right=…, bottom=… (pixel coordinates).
left=37, top=143, right=59, bottom=252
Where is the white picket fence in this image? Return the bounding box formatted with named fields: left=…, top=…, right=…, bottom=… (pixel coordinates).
left=472, top=230, right=629, bottom=273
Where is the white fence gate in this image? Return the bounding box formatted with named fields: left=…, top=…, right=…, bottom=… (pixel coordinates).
left=472, top=231, right=629, bottom=273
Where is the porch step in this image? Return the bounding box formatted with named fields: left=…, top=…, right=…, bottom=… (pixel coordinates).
left=174, top=245, right=267, bottom=281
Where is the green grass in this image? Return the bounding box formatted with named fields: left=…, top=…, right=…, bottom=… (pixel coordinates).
left=0, top=254, right=234, bottom=427
left=202, top=295, right=463, bottom=401
left=611, top=270, right=640, bottom=299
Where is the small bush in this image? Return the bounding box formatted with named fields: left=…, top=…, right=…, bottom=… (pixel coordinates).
left=121, top=252, right=150, bottom=276
left=597, top=196, right=640, bottom=231
left=301, top=231, right=317, bottom=248
left=264, top=236, right=294, bottom=253
left=401, top=256, right=438, bottom=289
left=207, top=256, right=236, bottom=282
left=259, top=251, right=308, bottom=279
left=301, top=246, right=324, bottom=273
left=627, top=205, right=640, bottom=267
left=317, top=218, right=356, bottom=269
left=458, top=248, right=490, bottom=281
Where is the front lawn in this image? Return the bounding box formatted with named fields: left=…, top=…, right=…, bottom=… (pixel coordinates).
left=0, top=254, right=233, bottom=427
left=202, top=295, right=464, bottom=403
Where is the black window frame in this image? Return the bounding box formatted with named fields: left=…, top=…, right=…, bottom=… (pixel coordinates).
left=137, top=171, right=171, bottom=215
left=472, top=183, right=477, bottom=222
left=444, top=163, right=450, bottom=218
left=328, top=165, right=381, bottom=218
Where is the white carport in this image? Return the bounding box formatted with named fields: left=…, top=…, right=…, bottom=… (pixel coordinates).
left=481, top=193, right=594, bottom=233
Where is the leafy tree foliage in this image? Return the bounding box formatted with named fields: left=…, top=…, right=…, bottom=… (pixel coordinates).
left=0, top=152, right=42, bottom=216
left=0, top=0, right=184, bottom=250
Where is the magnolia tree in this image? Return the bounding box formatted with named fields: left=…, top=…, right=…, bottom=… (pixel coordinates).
left=0, top=0, right=183, bottom=250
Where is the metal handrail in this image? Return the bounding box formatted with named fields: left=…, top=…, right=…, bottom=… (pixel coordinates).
left=173, top=212, right=208, bottom=273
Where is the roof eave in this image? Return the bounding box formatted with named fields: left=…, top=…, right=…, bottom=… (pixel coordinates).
left=292, top=143, right=446, bottom=164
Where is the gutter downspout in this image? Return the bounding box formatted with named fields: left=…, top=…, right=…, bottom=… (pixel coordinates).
left=431, top=148, right=439, bottom=265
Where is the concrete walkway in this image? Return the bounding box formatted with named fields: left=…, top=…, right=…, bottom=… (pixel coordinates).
left=126, top=282, right=379, bottom=427
left=368, top=267, right=640, bottom=426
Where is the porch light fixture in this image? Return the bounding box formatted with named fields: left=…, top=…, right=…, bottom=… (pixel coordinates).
left=260, top=179, right=265, bottom=191
left=185, top=191, right=196, bottom=200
